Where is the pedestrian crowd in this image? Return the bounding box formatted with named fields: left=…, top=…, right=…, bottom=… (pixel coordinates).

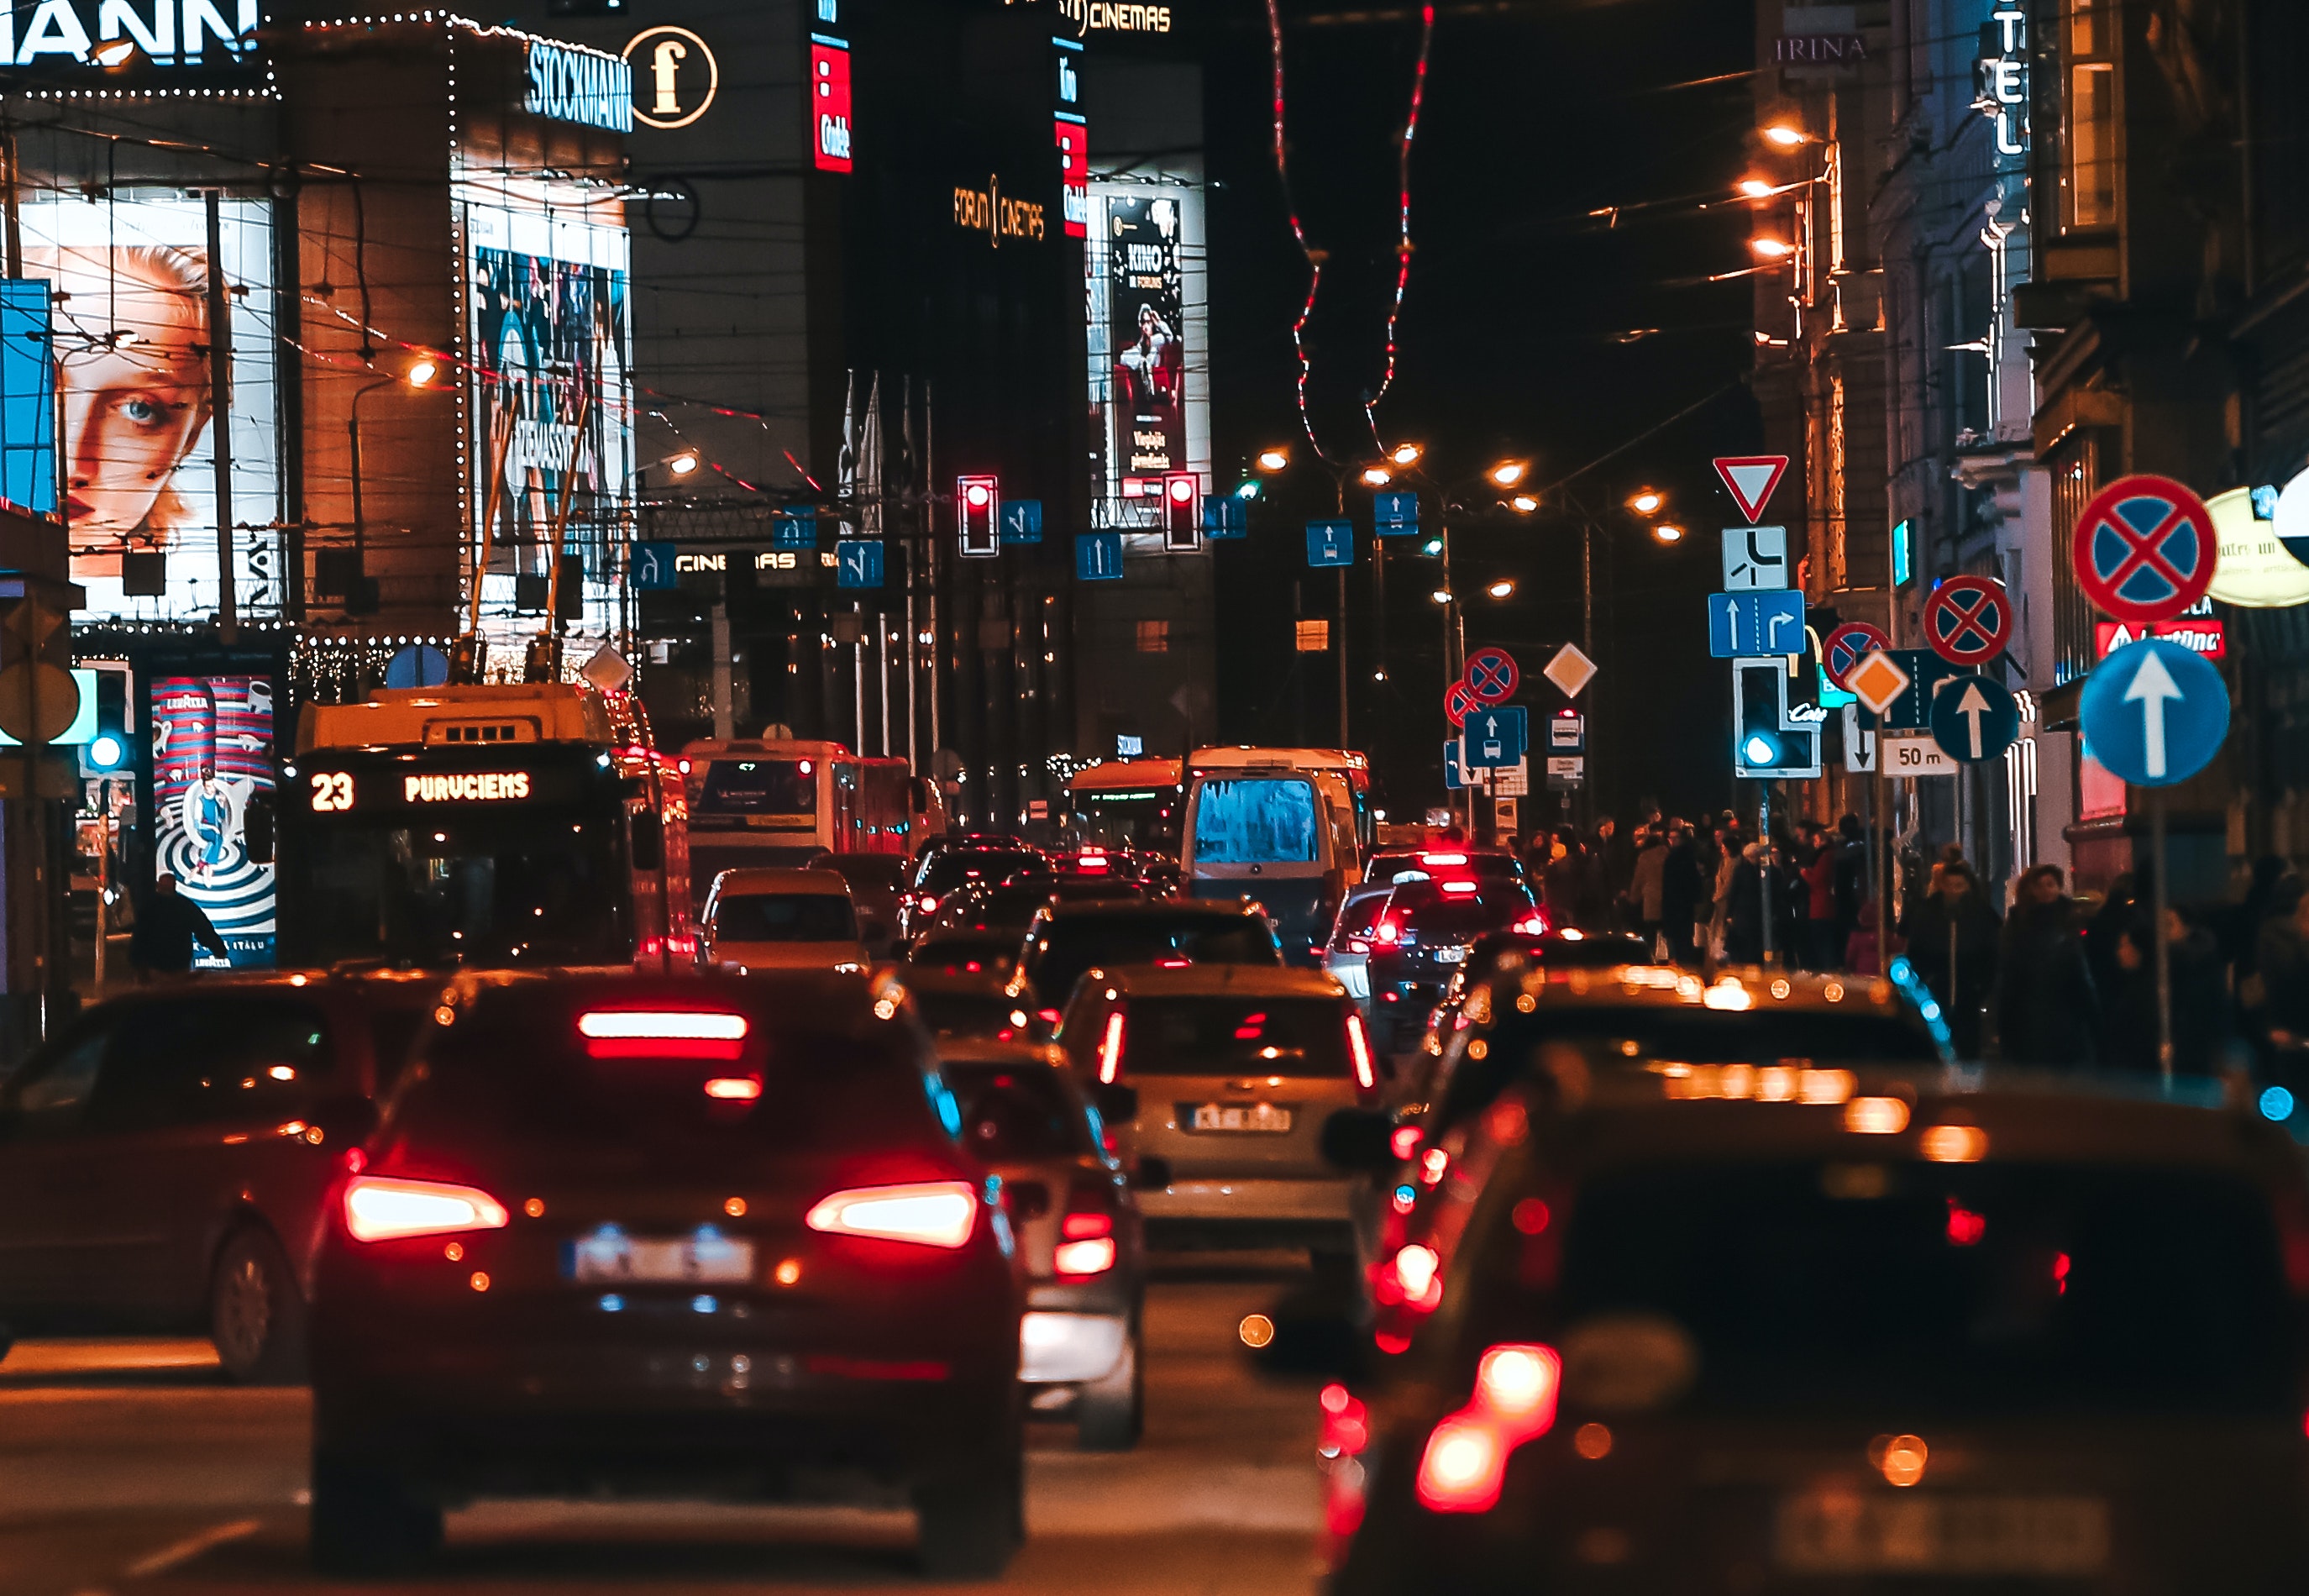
left=1514, top=811, right=2309, bottom=1074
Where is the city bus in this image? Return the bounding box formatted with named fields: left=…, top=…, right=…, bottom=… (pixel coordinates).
left=1063, top=758, right=1184, bottom=855
left=276, top=682, right=693, bottom=970
left=1181, top=748, right=1372, bottom=960
left=681, top=738, right=944, bottom=905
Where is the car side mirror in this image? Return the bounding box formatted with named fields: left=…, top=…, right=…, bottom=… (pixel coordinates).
left=1320, top=1106, right=1397, bottom=1173
left=1094, top=1082, right=1139, bottom=1124
left=1132, top=1153, right=1172, bottom=1191
left=1007, top=1179, right=1051, bottom=1221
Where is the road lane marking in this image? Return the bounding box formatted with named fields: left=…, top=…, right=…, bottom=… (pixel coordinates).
left=123, top=1518, right=261, bottom=1579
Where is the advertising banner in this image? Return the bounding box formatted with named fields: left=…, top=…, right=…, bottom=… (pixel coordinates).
left=21, top=191, right=283, bottom=617
left=150, top=674, right=276, bottom=967
left=1087, top=176, right=1207, bottom=528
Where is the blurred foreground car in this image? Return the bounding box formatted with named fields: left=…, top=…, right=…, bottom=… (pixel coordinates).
left=0, top=974, right=434, bottom=1380
left=939, top=1038, right=1149, bottom=1448
left=308, top=972, right=1024, bottom=1577
left=1324, top=1061, right=2309, bottom=1594
left=701, top=869, right=868, bottom=973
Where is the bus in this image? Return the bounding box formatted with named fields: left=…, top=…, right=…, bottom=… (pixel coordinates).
left=276, top=682, right=693, bottom=970
left=1063, top=758, right=1184, bottom=856
left=1181, top=748, right=1372, bottom=961
left=681, top=738, right=944, bottom=905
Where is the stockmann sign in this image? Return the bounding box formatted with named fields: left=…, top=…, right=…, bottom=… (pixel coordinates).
left=525, top=39, right=632, bottom=133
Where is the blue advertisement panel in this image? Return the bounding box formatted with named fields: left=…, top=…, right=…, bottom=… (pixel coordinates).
left=150, top=674, right=276, bottom=966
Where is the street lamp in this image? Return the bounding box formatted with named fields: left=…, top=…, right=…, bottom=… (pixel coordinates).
left=1737, top=176, right=1776, bottom=199
left=1430, top=588, right=1452, bottom=605
left=1389, top=443, right=1424, bottom=467
left=1761, top=123, right=1807, bottom=149
left=1654, top=522, right=1686, bottom=543
left=1486, top=580, right=1514, bottom=599
left=347, top=354, right=443, bottom=609
left=1509, top=494, right=1538, bottom=514
left=666, top=449, right=701, bottom=477
left=1489, top=459, right=1528, bottom=488
left=1257, top=446, right=1290, bottom=473
left=1750, top=237, right=1796, bottom=259
left=1361, top=465, right=1393, bottom=487
left=1627, top=487, right=1665, bottom=515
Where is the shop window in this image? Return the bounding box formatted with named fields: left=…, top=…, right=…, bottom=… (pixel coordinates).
left=1135, top=620, right=1168, bottom=654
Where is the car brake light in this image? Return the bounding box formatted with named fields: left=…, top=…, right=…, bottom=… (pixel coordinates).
left=1097, top=1011, right=1127, bottom=1084
left=1390, top=1124, right=1422, bottom=1159
left=1061, top=1210, right=1114, bottom=1240
left=805, top=1180, right=978, bottom=1248
left=1346, top=937, right=1370, bottom=954
left=1420, top=853, right=1467, bottom=866
left=577, top=1010, right=748, bottom=1061
left=918, top=895, right=939, bottom=912
left=704, top=1076, right=763, bottom=1100
left=1037, top=1008, right=1063, bottom=1025
left=1053, top=1236, right=1118, bottom=1275
left=1377, top=920, right=1401, bottom=944
left=1155, top=956, right=1191, bottom=968
left=1415, top=1342, right=1561, bottom=1514
left=1441, top=880, right=1478, bottom=895
left=1512, top=915, right=1545, bottom=935
left=1346, top=1011, right=1377, bottom=1092
left=344, top=1175, right=510, bottom=1242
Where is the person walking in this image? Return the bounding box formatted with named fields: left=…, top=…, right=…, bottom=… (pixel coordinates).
left=2103, top=909, right=2230, bottom=1075
left=1542, top=827, right=1587, bottom=929
left=1628, top=824, right=1668, bottom=958
left=129, top=873, right=228, bottom=977
left=1899, top=858, right=2001, bottom=1056
left=2257, top=882, right=2309, bottom=1083
left=1992, top=864, right=2097, bottom=1066
left=1659, top=821, right=1701, bottom=965
left=1800, top=824, right=1839, bottom=970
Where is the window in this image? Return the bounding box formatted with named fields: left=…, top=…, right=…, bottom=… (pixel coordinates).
left=2065, top=0, right=2117, bottom=228
left=92, top=1001, right=332, bottom=1132
left=1191, top=777, right=1320, bottom=864
left=711, top=892, right=859, bottom=942
left=1294, top=619, right=1330, bottom=653
left=1135, top=619, right=1169, bottom=654
left=3, top=1019, right=113, bottom=1136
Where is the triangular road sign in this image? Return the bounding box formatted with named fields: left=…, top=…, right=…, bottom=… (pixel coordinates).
left=1713, top=454, right=1789, bottom=524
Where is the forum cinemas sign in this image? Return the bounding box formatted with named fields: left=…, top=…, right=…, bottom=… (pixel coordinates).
left=0, top=0, right=260, bottom=68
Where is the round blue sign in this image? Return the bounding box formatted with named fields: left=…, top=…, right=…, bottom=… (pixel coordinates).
left=385, top=643, right=450, bottom=690
left=1926, top=672, right=2020, bottom=764
left=2077, top=637, right=2230, bottom=789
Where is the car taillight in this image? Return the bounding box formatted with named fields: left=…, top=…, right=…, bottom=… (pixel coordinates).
left=1376, top=920, right=1401, bottom=944
left=1346, top=937, right=1370, bottom=954
left=1054, top=1211, right=1117, bottom=1277
left=1346, top=1011, right=1377, bottom=1092
left=343, top=1175, right=511, bottom=1242
left=1420, top=853, right=1467, bottom=867
left=1389, top=1124, right=1422, bottom=1160
left=1414, top=1342, right=1561, bottom=1514
left=1037, top=1008, right=1063, bottom=1026
left=704, top=1076, right=762, bottom=1100
left=918, top=895, right=939, bottom=912
left=576, top=1010, right=748, bottom=1061
left=806, top=1180, right=979, bottom=1249
left=1440, top=880, right=1478, bottom=895
left=1097, top=1011, right=1127, bottom=1084
left=1512, top=915, right=1546, bottom=935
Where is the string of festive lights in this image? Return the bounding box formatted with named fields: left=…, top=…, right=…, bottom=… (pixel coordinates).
left=1265, top=0, right=1330, bottom=463
left=1363, top=1, right=1435, bottom=453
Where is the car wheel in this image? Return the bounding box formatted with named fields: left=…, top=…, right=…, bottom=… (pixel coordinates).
left=309, top=1452, right=442, bottom=1575
left=1074, top=1326, right=1142, bottom=1452
left=913, top=1415, right=1024, bottom=1579
left=210, top=1227, right=307, bottom=1385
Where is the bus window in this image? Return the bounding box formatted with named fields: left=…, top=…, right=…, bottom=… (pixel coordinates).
left=1191, top=778, right=1320, bottom=865
left=697, top=760, right=816, bottom=817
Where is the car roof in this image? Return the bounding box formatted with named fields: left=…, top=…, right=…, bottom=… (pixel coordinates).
left=1093, top=964, right=1347, bottom=1000
left=1039, top=897, right=1262, bottom=922
left=712, top=868, right=850, bottom=896
left=931, top=1037, right=1069, bottom=1070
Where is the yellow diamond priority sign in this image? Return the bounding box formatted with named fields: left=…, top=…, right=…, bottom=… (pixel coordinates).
left=1846, top=649, right=1912, bottom=717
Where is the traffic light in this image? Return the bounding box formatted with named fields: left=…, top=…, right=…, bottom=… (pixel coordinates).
left=1732, top=657, right=1823, bottom=779
left=1160, top=471, right=1202, bottom=551
left=958, top=475, right=1000, bottom=558
left=82, top=664, right=131, bottom=774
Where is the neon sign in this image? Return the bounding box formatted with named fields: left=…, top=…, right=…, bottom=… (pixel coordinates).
left=525, top=40, right=632, bottom=133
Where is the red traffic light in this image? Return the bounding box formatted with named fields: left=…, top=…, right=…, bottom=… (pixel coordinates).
left=958, top=474, right=1000, bottom=558
left=1160, top=471, right=1201, bottom=552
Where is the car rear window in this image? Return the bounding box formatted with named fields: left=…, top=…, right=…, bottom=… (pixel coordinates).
left=713, top=892, right=858, bottom=942
left=1481, top=1159, right=2293, bottom=1418
left=907, top=932, right=1020, bottom=975
left=697, top=759, right=815, bottom=816
left=910, top=989, right=1025, bottom=1039
left=1192, top=778, right=1320, bottom=864
left=1387, top=884, right=1536, bottom=939
left=943, top=1063, right=1094, bottom=1158
left=1028, top=912, right=1281, bottom=1004
left=921, top=852, right=1046, bottom=895
left=1115, top=996, right=1351, bottom=1078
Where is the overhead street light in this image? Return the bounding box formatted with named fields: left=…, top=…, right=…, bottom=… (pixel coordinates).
left=406, top=355, right=440, bottom=388
left=1654, top=522, right=1685, bottom=543
left=1509, top=494, right=1538, bottom=513
left=1390, top=443, right=1424, bottom=467
left=1761, top=123, right=1807, bottom=149
left=1750, top=238, right=1795, bottom=259
left=1487, top=580, right=1514, bottom=599
left=1257, top=447, right=1290, bottom=472
left=1627, top=487, right=1665, bottom=515
left=1430, top=588, right=1452, bottom=605
left=667, top=449, right=701, bottom=476
left=1489, top=459, right=1528, bottom=487
left=1737, top=176, right=1776, bottom=199
left=1362, top=465, right=1393, bottom=487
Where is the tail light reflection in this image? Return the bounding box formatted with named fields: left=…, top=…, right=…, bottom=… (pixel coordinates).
left=1414, top=1342, right=1561, bottom=1514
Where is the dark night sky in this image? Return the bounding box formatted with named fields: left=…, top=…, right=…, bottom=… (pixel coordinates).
left=1191, top=0, right=1764, bottom=825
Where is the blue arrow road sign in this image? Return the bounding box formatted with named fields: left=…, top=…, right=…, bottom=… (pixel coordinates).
left=1927, top=672, right=2021, bottom=763
left=835, top=539, right=883, bottom=589
left=1076, top=532, right=1123, bottom=581
left=1707, top=590, right=1806, bottom=658
left=1860, top=648, right=1966, bottom=732
left=631, top=541, right=679, bottom=591
left=1465, top=706, right=1527, bottom=768
left=1373, top=491, right=1420, bottom=534
left=1000, top=499, right=1043, bottom=544
left=772, top=509, right=816, bottom=549
left=1204, top=497, right=1247, bottom=539
left=1307, top=519, right=1354, bottom=567
left=2079, top=637, right=2230, bottom=787
left=1443, top=738, right=1465, bottom=790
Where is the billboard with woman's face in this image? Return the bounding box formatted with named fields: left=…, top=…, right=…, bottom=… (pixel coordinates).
left=19, top=191, right=283, bottom=617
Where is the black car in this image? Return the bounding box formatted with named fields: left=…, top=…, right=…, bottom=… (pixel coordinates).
left=902, top=846, right=1050, bottom=940
left=1362, top=846, right=1529, bottom=889
left=0, top=973, right=435, bottom=1380
left=1016, top=898, right=1283, bottom=1020
left=307, top=971, right=1025, bottom=1578
left=1325, top=1063, right=2309, bottom=1593
left=1364, top=879, right=1542, bottom=1052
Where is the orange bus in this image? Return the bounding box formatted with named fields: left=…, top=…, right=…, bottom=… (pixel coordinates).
left=680, top=738, right=943, bottom=905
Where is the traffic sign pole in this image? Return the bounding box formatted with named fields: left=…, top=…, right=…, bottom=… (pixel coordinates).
left=2154, top=790, right=2172, bottom=1081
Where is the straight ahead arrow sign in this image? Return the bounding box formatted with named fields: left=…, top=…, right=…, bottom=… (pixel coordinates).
left=2123, top=646, right=2184, bottom=779
left=1955, top=681, right=1992, bottom=759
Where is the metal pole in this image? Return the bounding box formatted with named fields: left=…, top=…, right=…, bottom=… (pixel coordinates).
left=204, top=192, right=236, bottom=644
left=853, top=601, right=866, bottom=754
left=879, top=613, right=891, bottom=757
left=1872, top=762, right=1887, bottom=974
left=1336, top=565, right=1349, bottom=749
left=2153, top=787, right=2172, bottom=1081
left=1582, top=518, right=1593, bottom=827
left=925, top=380, right=941, bottom=771
left=1758, top=782, right=1773, bottom=967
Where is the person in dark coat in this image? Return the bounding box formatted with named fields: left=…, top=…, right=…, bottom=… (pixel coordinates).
left=2257, top=882, right=2309, bottom=1059
left=2103, top=909, right=2230, bottom=1075
left=1992, top=864, right=2098, bottom=1066
left=129, top=873, right=228, bottom=975
left=1659, top=821, right=1702, bottom=965
left=2085, top=870, right=2141, bottom=1012
left=1831, top=812, right=1868, bottom=957
left=1721, top=843, right=1766, bottom=965
left=1899, top=859, right=2002, bottom=1057
left=1542, top=827, right=1588, bottom=928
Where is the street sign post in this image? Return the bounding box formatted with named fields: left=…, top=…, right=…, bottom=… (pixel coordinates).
left=1467, top=646, right=1519, bottom=702
left=1824, top=622, right=1892, bottom=688
left=1465, top=706, right=1528, bottom=768
left=1719, top=526, right=1790, bottom=591
left=1713, top=454, right=1789, bottom=523
left=1927, top=672, right=2022, bottom=763
left=1306, top=519, right=1353, bottom=568
left=1075, top=532, right=1123, bottom=581
left=1923, top=575, right=2014, bottom=665
left=1542, top=643, right=1596, bottom=699
left=2072, top=474, right=2218, bottom=622
left=1708, top=590, right=1807, bottom=658
left=631, top=541, right=678, bottom=590
left=2078, top=638, right=2229, bottom=788
left=835, top=539, right=883, bottom=589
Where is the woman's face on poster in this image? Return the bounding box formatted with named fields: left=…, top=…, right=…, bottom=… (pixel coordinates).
left=46, top=252, right=210, bottom=534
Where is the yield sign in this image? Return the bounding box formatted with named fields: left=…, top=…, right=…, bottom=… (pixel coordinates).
left=1713, top=454, right=1789, bottom=524
left=2072, top=474, right=2217, bottom=623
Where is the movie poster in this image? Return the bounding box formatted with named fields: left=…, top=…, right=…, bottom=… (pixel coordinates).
left=18, top=191, right=283, bottom=617
left=464, top=202, right=632, bottom=621
left=1086, top=177, right=1207, bottom=528
left=150, top=675, right=276, bottom=967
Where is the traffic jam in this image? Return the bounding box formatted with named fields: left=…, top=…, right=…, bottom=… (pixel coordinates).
left=3, top=678, right=2303, bottom=1591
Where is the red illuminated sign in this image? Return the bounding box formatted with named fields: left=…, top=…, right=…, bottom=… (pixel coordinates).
left=1057, top=115, right=1088, bottom=239
left=811, top=39, right=853, bottom=173
left=2093, top=617, right=2226, bottom=660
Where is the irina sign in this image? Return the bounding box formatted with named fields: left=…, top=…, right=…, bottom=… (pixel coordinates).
left=955, top=176, right=1047, bottom=246
left=525, top=40, right=632, bottom=132
left=0, top=0, right=257, bottom=66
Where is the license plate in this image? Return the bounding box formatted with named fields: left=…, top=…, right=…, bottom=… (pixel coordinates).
left=563, top=1228, right=757, bottom=1284
left=1189, top=1102, right=1294, bottom=1133
left=1433, top=945, right=1468, bottom=964
left=1776, top=1491, right=2110, bottom=1576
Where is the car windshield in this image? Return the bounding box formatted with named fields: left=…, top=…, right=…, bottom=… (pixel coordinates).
left=921, top=852, right=1046, bottom=895
left=1192, top=778, right=1320, bottom=864
left=696, top=759, right=816, bottom=816
left=907, top=932, right=1020, bottom=975
left=1111, top=996, right=1351, bottom=1078
left=942, top=1063, right=1094, bottom=1158
left=1027, top=912, right=1281, bottom=1004
left=933, top=885, right=1057, bottom=932
left=713, top=893, right=857, bottom=942
left=1387, top=883, right=1536, bottom=939
left=1474, top=1159, right=2292, bottom=1418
